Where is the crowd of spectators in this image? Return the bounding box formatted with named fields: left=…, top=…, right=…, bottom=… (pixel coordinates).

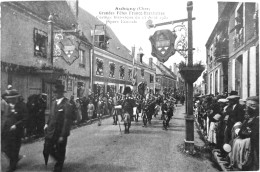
left=194, top=91, right=259, bottom=171
left=1, top=84, right=185, bottom=141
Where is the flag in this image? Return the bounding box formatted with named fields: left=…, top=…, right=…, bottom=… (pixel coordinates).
left=131, top=46, right=137, bottom=86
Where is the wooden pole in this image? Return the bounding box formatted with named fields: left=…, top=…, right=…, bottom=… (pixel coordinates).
left=47, top=14, right=54, bottom=114
left=184, top=1, right=195, bottom=153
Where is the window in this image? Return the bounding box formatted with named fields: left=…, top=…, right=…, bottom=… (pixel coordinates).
left=119, top=66, right=125, bottom=79
left=233, top=3, right=244, bottom=49
left=67, top=79, right=73, bottom=91
left=77, top=82, right=84, bottom=98
left=96, top=58, right=104, bottom=76
left=141, top=69, right=144, bottom=78
left=95, top=35, right=109, bottom=49
left=109, top=62, right=115, bottom=78
left=34, top=28, right=47, bottom=58
left=150, top=74, right=154, bottom=83
left=92, top=27, right=110, bottom=50
left=79, top=49, right=85, bottom=68
left=128, top=69, right=132, bottom=81
left=140, top=53, right=144, bottom=63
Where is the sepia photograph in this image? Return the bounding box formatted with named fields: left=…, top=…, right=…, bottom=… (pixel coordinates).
left=1, top=0, right=259, bottom=171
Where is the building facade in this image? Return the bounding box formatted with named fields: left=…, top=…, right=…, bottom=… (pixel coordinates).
left=154, top=61, right=177, bottom=94
left=1, top=1, right=92, bottom=110
left=206, top=2, right=259, bottom=98
left=78, top=7, right=156, bottom=98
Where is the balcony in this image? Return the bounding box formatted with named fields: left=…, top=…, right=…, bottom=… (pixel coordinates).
left=214, top=38, right=229, bottom=63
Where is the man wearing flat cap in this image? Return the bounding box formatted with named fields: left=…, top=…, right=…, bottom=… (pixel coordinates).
left=43, top=83, right=73, bottom=172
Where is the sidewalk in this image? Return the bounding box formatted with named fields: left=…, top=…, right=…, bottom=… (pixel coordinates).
left=169, top=104, right=220, bottom=171
left=193, top=113, right=233, bottom=171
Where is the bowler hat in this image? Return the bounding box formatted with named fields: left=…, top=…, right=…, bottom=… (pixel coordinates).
left=53, top=83, right=66, bottom=93
left=246, top=96, right=259, bottom=103
left=123, top=86, right=132, bottom=95
left=228, top=90, right=238, bottom=96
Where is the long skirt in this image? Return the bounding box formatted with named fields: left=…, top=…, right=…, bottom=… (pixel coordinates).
left=207, top=122, right=217, bottom=144
left=230, top=138, right=251, bottom=170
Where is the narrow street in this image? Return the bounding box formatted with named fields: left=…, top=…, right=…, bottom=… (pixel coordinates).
left=1, top=105, right=219, bottom=172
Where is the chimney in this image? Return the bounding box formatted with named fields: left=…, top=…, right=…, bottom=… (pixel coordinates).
left=137, top=53, right=140, bottom=63
left=67, top=0, right=78, bottom=19
left=137, top=53, right=144, bottom=63
left=217, top=2, right=226, bottom=19
left=149, top=58, right=153, bottom=67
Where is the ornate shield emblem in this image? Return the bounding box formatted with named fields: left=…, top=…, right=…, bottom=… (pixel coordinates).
left=149, top=29, right=177, bottom=62
left=54, top=34, right=79, bottom=65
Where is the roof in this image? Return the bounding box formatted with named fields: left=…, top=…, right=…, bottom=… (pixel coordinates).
left=154, top=63, right=175, bottom=79
left=9, top=1, right=77, bottom=30
left=78, top=7, right=133, bottom=61
left=160, top=63, right=177, bottom=79
left=205, top=2, right=237, bottom=47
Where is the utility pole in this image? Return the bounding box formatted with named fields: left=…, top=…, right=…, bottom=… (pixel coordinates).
left=47, top=14, right=54, bottom=112
left=146, top=1, right=196, bottom=153
left=185, top=1, right=195, bottom=153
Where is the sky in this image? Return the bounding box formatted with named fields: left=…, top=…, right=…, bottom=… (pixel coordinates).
left=79, top=0, right=219, bottom=83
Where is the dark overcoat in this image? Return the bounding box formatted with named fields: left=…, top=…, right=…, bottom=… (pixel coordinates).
left=45, top=98, right=73, bottom=140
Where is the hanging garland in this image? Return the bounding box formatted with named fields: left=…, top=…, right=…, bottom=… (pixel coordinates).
left=96, top=58, right=104, bottom=75
left=1, top=61, right=66, bottom=74
left=128, top=69, right=132, bottom=81
left=119, top=65, right=125, bottom=79
left=109, top=62, right=115, bottom=78
left=1, top=61, right=38, bottom=73
left=141, top=68, right=144, bottom=77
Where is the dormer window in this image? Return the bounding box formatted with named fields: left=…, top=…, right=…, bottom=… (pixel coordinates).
left=94, top=35, right=109, bottom=49
left=91, top=25, right=111, bottom=50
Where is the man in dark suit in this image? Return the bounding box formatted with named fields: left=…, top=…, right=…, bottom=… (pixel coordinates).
left=220, top=95, right=245, bottom=162
left=2, top=92, right=28, bottom=172
left=224, top=95, right=245, bottom=143
left=43, top=83, right=73, bottom=172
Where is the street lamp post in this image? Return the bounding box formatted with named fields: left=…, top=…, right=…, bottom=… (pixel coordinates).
left=47, top=14, right=54, bottom=112
left=146, top=1, right=195, bottom=153
left=47, top=13, right=79, bottom=114
left=185, top=1, right=195, bottom=153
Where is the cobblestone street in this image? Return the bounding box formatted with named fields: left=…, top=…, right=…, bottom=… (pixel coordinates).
left=1, top=105, right=219, bottom=172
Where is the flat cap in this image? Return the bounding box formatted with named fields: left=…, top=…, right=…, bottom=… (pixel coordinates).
left=246, top=96, right=259, bottom=102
